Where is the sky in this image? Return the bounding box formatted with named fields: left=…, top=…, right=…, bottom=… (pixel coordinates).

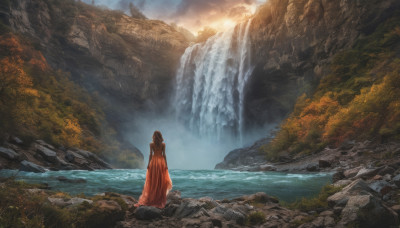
left=82, top=0, right=266, bottom=34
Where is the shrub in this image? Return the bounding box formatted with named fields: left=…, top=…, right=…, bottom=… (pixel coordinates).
left=246, top=211, right=266, bottom=226
left=286, top=184, right=342, bottom=212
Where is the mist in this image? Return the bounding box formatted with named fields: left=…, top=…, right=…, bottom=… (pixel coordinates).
left=123, top=111, right=272, bottom=170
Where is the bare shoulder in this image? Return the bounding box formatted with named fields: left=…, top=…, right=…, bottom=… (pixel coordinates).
left=162, top=142, right=166, bottom=147
left=150, top=142, right=154, bottom=147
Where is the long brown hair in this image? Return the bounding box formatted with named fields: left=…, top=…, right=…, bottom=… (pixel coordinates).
left=152, top=130, right=164, bottom=148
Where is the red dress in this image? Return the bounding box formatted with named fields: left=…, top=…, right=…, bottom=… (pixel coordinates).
left=135, top=144, right=172, bottom=208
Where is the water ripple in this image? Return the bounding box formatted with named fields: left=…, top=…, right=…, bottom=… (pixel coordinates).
left=0, top=169, right=332, bottom=202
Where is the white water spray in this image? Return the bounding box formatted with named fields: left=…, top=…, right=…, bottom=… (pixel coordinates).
left=175, top=19, right=254, bottom=144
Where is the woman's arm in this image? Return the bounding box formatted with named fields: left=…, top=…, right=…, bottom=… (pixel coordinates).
left=163, top=143, right=168, bottom=169
left=147, top=143, right=153, bottom=169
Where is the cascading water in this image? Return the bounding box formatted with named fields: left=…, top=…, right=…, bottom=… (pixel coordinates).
left=175, top=19, right=253, bottom=143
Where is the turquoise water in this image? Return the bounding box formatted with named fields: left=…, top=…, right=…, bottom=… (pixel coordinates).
left=0, top=169, right=332, bottom=202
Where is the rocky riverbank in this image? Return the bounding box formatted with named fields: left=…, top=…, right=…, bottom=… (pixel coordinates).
left=2, top=140, right=400, bottom=227
left=216, top=140, right=400, bottom=173
left=0, top=136, right=112, bottom=173
left=3, top=163, right=400, bottom=228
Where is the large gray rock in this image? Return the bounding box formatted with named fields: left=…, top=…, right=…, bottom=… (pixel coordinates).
left=36, top=140, right=55, bottom=150
left=173, top=198, right=206, bottom=218
left=0, top=147, right=19, bottom=160
left=339, top=195, right=399, bottom=227
left=74, top=149, right=112, bottom=169
left=19, top=160, right=46, bottom=173
left=368, top=180, right=394, bottom=195
left=327, top=179, right=372, bottom=207
left=344, top=166, right=363, bottom=178
left=215, top=138, right=271, bottom=170
left=353, top=167, right=382, bottom=180
left=212, top=205, right=245, bottom=225
left=135, top=206, right=162, bottom=220
left=36, top=145, right=57, bottom=163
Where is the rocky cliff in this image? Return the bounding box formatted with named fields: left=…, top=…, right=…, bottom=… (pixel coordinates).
left=0, top=0, right=190, bottom=168
left=244, top=0, right=399, bottom=129
left=218, top=0, right=400, bottom=169
left=2, top=0, right=189, bottom=120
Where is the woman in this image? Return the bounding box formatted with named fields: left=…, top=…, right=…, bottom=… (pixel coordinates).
left=135, top=131, right=172, bottom=208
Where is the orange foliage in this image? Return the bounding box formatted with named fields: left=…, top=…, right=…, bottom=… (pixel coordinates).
left=0, top=36, right=23, bottom=56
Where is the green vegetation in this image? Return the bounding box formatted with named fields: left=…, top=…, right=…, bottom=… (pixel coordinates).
left=261, top=13, right=400, bottom=160
left=0, top=178, right=127, bottom=228
left=246, top=211, right=266, bottom=226
left=285, top=184, right=342, bottom=212
left=0, top=32, right=142, bottom=168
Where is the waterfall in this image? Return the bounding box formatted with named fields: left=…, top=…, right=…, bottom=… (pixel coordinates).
left=175, top=19, right=253, bottom=143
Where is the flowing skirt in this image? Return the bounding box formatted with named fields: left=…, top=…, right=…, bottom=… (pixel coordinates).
left=135, top=154, right=172, bottom=208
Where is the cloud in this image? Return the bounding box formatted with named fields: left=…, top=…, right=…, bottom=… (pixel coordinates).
left=84, top=0, right=266, bottom=33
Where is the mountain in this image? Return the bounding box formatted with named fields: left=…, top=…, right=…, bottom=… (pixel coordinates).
left=0, top=0, right=190, bottom=168
left=217, top=0, right=400, bottom=169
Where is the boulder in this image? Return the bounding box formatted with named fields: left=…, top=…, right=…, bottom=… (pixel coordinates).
left=333, top=180, right=352, bottom=187
left=173, top=199, right=206, bottom=218
left=36, top=140, right=55, bottom=150
left=167, top=190, right=181, bottom=204
left=318, top=160, right=331, bottom=168
left=74, top=149, right=112, bottom=169
left=19, top=160, right=46, bottom=173
left=327, top=179, right=372, bottom=207
left=65, top=150, right=89, bottom=167
left=135, top=206, right=162, bottom=220
left=306, top=163, right=319, bottom=172
left=48, top=197, right=93, bottom=208
left=332, top=171, right=345, bottom=183
left=119, top=194, right=138, bottom=209
left=344, top=166, right=363, bottom=178
left=36, top=145, right=57, bottom=163
left=0, top=147, right=19, bottom=160
left=242, top=192, right=279, bottom=204
left=339, top=195, right=399, bottom=227
left=162, top=203, right=180, bottom=217
left=378, top=166, right=395, bottom=176
left=11, top=137, right=23, bottom=145
left=368, top=180, right=394, bottom=195
left=312, top=216, right=335, bottom=227
left=353, top=167, right=381, bottom=180
left=64, top=151, right=76, bottom=162
left=392, top=174, right=400, bottom=187
left=212, top=205, right=245, bottom=225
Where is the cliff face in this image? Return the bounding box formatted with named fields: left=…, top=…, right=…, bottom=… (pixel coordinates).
left=217, top=0, right=400, bottom=169
left=3, top=0, right=189, bottom=113
left=244, top=0, right=400, bottom=129
left=0, top=0, right=189, bottom=167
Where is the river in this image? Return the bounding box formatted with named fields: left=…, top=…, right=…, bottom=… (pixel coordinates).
left=0, top=169, right=331, bottom=202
